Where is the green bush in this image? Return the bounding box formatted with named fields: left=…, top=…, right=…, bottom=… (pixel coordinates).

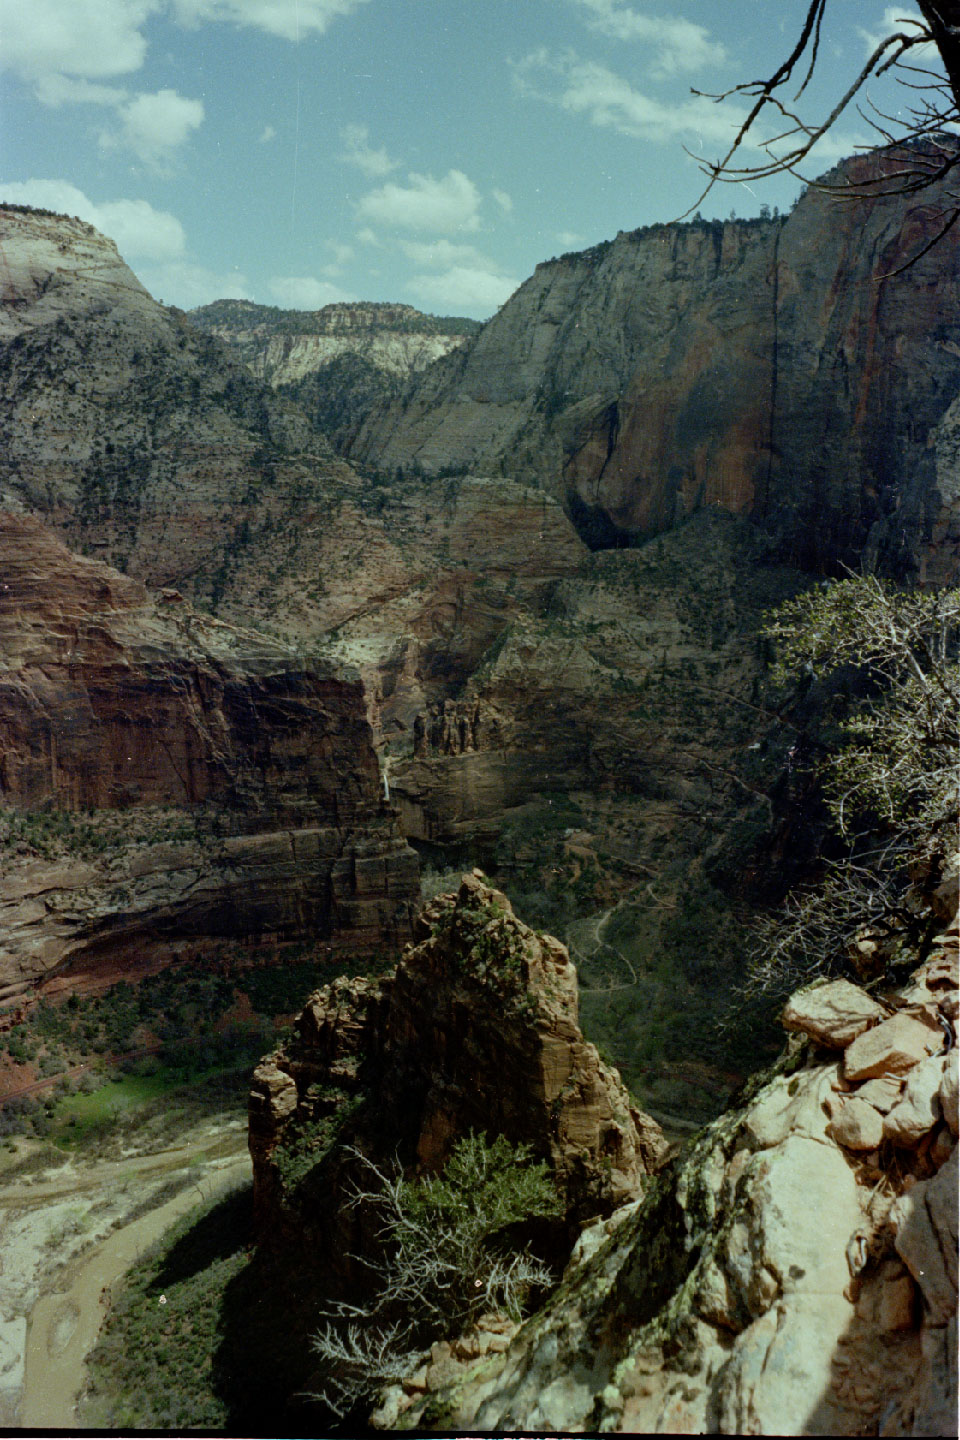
left=312, top=1132, right=562, bottom=1416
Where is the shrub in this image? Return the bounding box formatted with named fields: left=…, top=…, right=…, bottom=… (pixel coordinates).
left=746, top=576, right=959, bottom=997
left=311, top=1132, right=562, bottom=1417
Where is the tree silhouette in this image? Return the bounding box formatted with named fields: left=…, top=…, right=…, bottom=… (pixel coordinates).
left=686, top=2, right=960, bottom=267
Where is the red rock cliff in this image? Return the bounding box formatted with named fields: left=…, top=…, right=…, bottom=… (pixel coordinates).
left=0, top=512, right=418, bottom=999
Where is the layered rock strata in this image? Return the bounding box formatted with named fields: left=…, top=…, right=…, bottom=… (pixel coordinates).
left=188, top=300, right=477, bottom=387
left=188, top=299, right=481, bottom=454
left=383, top=893, right=959, bottom=1434
left=352, top=151, right=960, bottom=578
left=0, top=511, right=418, bottom=999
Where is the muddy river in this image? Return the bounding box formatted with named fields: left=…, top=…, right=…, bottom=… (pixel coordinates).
left=0, top=1122, right=250, bottom=1428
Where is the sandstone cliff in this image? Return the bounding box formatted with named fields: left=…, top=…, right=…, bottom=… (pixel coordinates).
left=243, top=873, right=667, bottom=1421
left=352, top=153, right=960, bottom=579
left=188, top=299, right=477, bottom=385
left=0, top=205, right=345, bottom=595
left=249, top=872, right=667, bottom=1232
left=381, top=873, right=959, bottom=1434
left=188, top=299, right=479, bottom=453
left=0, top=511, right=418, bottom=1001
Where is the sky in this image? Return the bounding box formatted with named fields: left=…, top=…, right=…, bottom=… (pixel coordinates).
left=0, top=1, right=946, bottom=318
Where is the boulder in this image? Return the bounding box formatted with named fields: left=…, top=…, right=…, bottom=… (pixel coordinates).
left=854, top=1074, right=903, bottom=1114
left=883, top=1054, right=946, bottom=1146
left=844, top=1011, right=943, bottom=1082
left=781, top=979, right=885, bottom=1048
left=830, top=1097, right=884, bottom=1151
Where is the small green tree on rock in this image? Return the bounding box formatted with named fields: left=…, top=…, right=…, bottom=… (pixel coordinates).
left=311, top=1131, right=562, bottom=1418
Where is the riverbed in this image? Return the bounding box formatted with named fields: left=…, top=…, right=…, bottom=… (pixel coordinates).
left=0, top=1119, right=250, bottom=1428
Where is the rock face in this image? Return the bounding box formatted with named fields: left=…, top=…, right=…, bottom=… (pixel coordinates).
left=0, top=510, right=418, bottom=1000
left=188, top=299, right=480, bottom=453
left=188, top=299, right=477, bottom=385
left=249, top=873, right=667, bottom=1238
left=0, top=205, right=344, bottom=596
left=387, top=925, right=959, bottom=1435
left=352, top=152, right=960, bottom=578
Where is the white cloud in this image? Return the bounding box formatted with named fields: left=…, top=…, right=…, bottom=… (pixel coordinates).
left=356, top=169, right=482, bottom=233
left=267, top=275, right=353, bottom=308
left=34, top=74, right=127, bottom=106
left=555, top=229, right=585, bottom=248
left=569, top=0, right=726, bottom=75
left=514, top=51, right=747, bottom=147
left=0, top=0, right=158, bottom=86
left=356, top=226, right=381, bottom=246
left=339, top=122, right=398, bottom=177
left=492, top=188, right=513, bottom=213
left=858, top=5, right=938, bottom=61
left=104, top=88, right=205, bottom=166
left=399, top=239, right=490, bottom=268
left=399, top=239, right=518, bottom=315
left=407, top=266, right=518, bottom=315
left=259, top=124, right=276, bottom=142
left=136, top=259, right=252, bottom=308
left=327, top=241, right=355, bottom=265
left=170, top=0, right=371, bottom=41
left=0, top=179, right=186, bottom=259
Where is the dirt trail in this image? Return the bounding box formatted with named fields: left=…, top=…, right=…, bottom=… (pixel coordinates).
left=20, top=1150, right=249, bottom=1430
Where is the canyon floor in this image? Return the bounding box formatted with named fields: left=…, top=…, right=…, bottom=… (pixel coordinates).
left=0, top=1108, right=250, bottom=1428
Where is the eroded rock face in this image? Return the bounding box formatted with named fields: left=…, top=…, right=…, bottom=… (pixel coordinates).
left=187, top=299, right=481, bottom=454
left=352, top=151, right=960, bottom=577
left=387, top=932, right=959, bottom=1434
left=0, top=511, right=418, bottom=998
left=249, top=874, right=667, bottom=1237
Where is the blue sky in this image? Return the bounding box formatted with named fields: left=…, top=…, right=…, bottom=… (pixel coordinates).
left=0, top=2, right=942, bottom=317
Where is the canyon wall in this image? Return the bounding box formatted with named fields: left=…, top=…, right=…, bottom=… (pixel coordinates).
left=188, top=299, right=480, bottom=453
left=0, top=510, right=418, bottom=1001
left=351, top=154, right=960, bottom=578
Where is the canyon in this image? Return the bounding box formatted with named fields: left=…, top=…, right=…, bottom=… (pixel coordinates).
left=0, top=143, right=957, bottom=1433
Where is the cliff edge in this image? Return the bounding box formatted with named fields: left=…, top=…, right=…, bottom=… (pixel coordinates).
left=382, top=866, right=958, bottom=1434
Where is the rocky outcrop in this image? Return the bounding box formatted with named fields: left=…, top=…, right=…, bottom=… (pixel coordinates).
left=249, top=872, right=667, bottom=1240
left=0, top=511, right=418, bottom=999
left=352, top=151, right=960, bottom=577
left=385, top=902, right=959, bottom=1434
left=188, top=300, right=477, bottom=384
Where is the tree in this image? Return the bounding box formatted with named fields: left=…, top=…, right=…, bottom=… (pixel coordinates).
left=745, top=575, right=959, bottom=997
left=686, top=2, right=960, bottom=267
left=310, top=1132, right=562, bottom=1418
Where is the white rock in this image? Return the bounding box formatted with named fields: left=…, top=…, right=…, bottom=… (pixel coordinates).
left=721, top=1135, right=861, bottom=1317
left=830, top=1096, right=885, bottom=1150
left=782, top=979, right=885, bottom=1047
left=742, top=1066, right=835, bottom=1149
left=713, top=1295, right=853, bottom=1435
left=883, top=1054, right=946, bottom=1146
left=854, top=1074, right=903, bottom=1113
left=844, top=1010, right=942, bottom=1081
